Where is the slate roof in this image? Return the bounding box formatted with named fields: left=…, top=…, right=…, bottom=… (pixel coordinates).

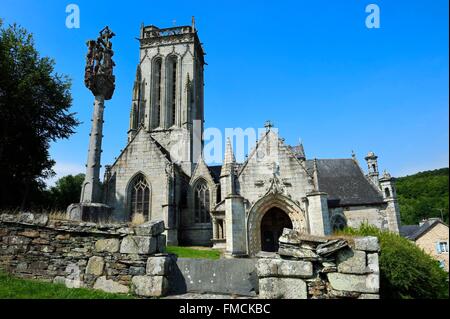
left=306, top=159, right=384, bottom=206
left=207, top=165, right=222, bottom=184
left=400, top=219, right=448, bottom=241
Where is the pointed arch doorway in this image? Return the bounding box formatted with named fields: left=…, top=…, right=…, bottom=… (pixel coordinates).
left=260, top=207, right=293, bottom=252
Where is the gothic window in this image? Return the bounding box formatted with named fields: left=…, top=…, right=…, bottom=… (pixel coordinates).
left=152, top=58, right=162, bottom=128
left=194, top=180, right=210, bottom=223
left=129, top=174, right=150, bottom=218
left=167, top=55, right=177, bottom=127
left=384, top=187, right=391, bottom=198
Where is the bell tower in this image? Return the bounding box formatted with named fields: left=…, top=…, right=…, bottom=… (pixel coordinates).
left=128, top=18, right=205, bottom=176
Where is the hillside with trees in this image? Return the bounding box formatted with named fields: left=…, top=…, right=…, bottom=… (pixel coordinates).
left=396, top=168, right=449, bottom=225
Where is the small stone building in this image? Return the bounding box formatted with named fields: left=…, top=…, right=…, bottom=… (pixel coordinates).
left=400, top=218, right=449, bottom=271
left=101, top=22, right=401, bottom=257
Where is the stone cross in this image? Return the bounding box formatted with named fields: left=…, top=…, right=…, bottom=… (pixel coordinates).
left=80, top=27, right=116, bottom=204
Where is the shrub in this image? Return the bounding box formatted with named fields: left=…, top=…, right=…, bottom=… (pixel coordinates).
left=338, top=224, right=449, bottom=299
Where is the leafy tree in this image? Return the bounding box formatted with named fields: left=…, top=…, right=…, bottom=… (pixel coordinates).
left=46, top=174, right=85, bottom=210
left=339, top=224, right=449, bottom=299
left=396, top=168, right=449, bottom=224
left=0, top=20, right=79, bottom=209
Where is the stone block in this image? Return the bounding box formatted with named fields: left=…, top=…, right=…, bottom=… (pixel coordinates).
left=95, top=238, right=120, bottom=253
left=358, top=293, right=380, bottom=299
left=367, top=253, right=379, bottom=274
left=120, top=236, right=157, bottom=254
left=129, top=266, right=145, bottom=276
left=257, top=258, right=313, bottom=278
left=327, top=273, right=379, bottom=293
left=337, top=249, right=367, bottom=274
left=54, top=276, right=83, bottom=289
left=156, top=234, right=166, bottom=253
left=353, top=236, right=379, bottom=252
left=94, top=276, right=129, bottom=294
left=146, top=256, right=171, bottom=276
left=18, top=230, right=40, bottom=238
left=86, top=256, right=104, bottom=276
left=131, top=275, right=168, bottom=297
left=259, top=277, right=307, bottom=299
left=134, top=220, right=165, bottom=236
left=18, top=213, right=48, bottom=226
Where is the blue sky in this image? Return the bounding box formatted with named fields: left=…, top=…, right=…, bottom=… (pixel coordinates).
left=1, top=0, right=448, bottom=185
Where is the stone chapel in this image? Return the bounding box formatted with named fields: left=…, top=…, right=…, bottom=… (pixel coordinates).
left=99, top=22, right=401, bottom=257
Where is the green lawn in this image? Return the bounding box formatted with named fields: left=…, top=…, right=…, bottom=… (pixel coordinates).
left=166, top=246, right=221, bottom=260
left=0, top=271, right=132, bottom=299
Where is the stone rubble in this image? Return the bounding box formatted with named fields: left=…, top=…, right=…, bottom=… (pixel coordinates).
left=256, top=228, right=380, bottom=299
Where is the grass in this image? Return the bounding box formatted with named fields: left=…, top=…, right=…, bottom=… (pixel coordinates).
left=166, top=246, right=222, bottom=260
left=0, top=271, right=133, bottom=299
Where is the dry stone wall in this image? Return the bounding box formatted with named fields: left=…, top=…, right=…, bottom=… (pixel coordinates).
left=256, top=229, right=380, bottom=299
left=0, top=212, right=172, bottom=298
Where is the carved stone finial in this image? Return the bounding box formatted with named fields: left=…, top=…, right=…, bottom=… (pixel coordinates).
left=264, top=120, right=274, bottom=131
left=84, top=26, right=116, bottom=100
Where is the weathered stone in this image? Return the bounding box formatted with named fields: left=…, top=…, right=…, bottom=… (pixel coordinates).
left=54, top=276, right=83, bottom=288
left=259, top=277, right=307, bottom=299
left=95, top=238, right=120, bottom=253
left=55, top=234, right=71, bottom=240
left=255, top=251, right=280, bottom=259
left=156, top=234, right=166, bottom=253
left=16, top=262, right=28, bottom=271
left=131, top=275, right=168, bottom=297
left=18, top=213, right=48, bottom=226
left=358, top=293, right=380, bottom=299
left=41, top=245, right=55, bottom=253
left=120, top=235, right=157, bottom=254
left=279, top=229, right=329, bottom=246
left=353, top=236, right=379, bottom=252
left=134, top=220, right=165, bottom=236
left=337, top=249, right=367, bottom=274
left=327, top=273, right=379, bottom=293
left=146, top=256, right=171, bottom=276
left=367, top=253, right=379, bottom=274
left=278, top=228, right=302, bottom=245
left=86, top=256, right=104, bottom=276
left=257, top=258, right=313, bottom=278
left=9, top=236, right=31, bottom=245
left=129, top=266, right=145, bottom=276
left=94, top=276, right=129, bottom=294
left=18, top=230, right=40, bottom=238
left=32, top=238, right=49, bottom=245
left=329, top=289, right=361, bottom=298
left=278, top=244, right=319, bottom=260
left=316, top=239, right=348, bottom=256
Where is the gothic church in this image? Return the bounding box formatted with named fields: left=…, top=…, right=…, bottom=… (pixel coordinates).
left=101, top=22, right=401, bottom=257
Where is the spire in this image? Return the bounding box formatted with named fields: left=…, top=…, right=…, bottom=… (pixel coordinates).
left=294, top=139, right=306, bottom=160
left=191, top=16, right=196, bottom=31
left=220, top=138, right=236, bottom=196
left=223, top=138, right=235, bottom=167
left=132, top=65, right=141, bottom=100
left=313, top=158, right=320, bottom=191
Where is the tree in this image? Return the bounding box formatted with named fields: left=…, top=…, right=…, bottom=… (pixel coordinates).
left=47, top=174, right=85, bottom=210
left=339, top=224, right=449, bottom=299
left=0, top=20, right=79, bottom=209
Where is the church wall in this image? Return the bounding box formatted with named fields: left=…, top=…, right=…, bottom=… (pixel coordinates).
left=340, top=204, right=389, bottom=231
left=106, top=131, right=170, bottom=223
left=237, top=132, right=314, bottom=212
left=178, top=159, right=216, bottom=246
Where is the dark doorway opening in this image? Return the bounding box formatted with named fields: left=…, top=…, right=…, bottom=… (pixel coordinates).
left=260, top=207, right=293, bottom=252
